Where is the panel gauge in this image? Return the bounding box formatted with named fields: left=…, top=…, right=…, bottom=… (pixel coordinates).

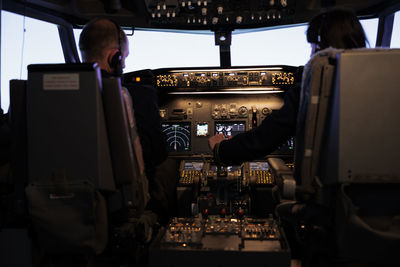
left=162, top=122, right=191, bottom=152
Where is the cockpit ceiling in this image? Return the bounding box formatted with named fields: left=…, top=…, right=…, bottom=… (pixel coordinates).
left=3, top=0, right=400, bottom=30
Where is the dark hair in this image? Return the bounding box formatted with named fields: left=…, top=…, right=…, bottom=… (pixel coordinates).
left=79, top=18, right=127, bottom=62
left=307, top=8, right=367, bottom=50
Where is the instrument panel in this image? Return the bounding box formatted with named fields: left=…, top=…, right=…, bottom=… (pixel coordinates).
left=158, top=94, right=293, bottom=155
left=151, top=158, right=291, bottom=267
left=134, top=66, right=299, bottom=267
left=154, top=66, right=296, bottom=90
left=124, top=65, right=298, bottom=156
left=215, top=121, right=246, bottom=137
left=144, top=0, right=296, bottom=30
left=159, top=216, right=286, bottom=248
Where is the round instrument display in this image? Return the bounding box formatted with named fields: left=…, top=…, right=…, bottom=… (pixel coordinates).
left=162, top=122, right=191, bottom=152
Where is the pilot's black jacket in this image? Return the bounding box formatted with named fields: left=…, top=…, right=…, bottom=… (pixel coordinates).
left=126, top=84, right=168, bottom=170
left=102, top=70, right=170, bottom=223
left=215, top=84, right=300, bottom=165
left=101, top=70, right=168, bottom=170
left=126, top=83, right=172, bottom=224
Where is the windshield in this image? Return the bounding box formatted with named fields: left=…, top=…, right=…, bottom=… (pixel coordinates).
left=1, top=11, right=64, bottom=111
left=391, top=10, right=400, bottom=47
left=231, top=25, right=311, bottom=66
left=74, top=29, right=220, bottom=73
left=0, top=13, right=383, bottom=111
left=73, top=17, right=378, bottom=73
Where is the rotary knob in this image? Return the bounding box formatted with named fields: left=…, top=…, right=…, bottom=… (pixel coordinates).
left=238, top=106, right=248, bottom=117
left=262, top=107, right=272, bottom=116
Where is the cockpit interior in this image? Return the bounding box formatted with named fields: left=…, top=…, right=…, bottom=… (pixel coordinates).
left=0, top=1, right=400, bottom=267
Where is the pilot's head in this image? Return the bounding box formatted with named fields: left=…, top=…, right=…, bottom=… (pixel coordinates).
left=307, top=8, right=367, bottom=55
left=79, top=18, right=130, bottom=76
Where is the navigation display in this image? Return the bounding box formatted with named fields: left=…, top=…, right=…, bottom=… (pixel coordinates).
left=184, top=161, right=204, bottom=171
left=162, top=122, right=191, bottom=152
left=249, top=162, right=269, bottom=171
left=196, top=123, right=209, bottom=136
left=215, top=121, right=246, bottom=137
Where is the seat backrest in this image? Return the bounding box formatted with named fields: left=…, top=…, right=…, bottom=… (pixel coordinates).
left=295, top=47, right=342, bottom=191
left=321, top=49, right=400, bottom=185
left=25, top=63, right=152, bottom=256
left=295, top=48, right=400, bottom=264
left=25, top=63, right=114, bottom=255
left=27, top=63, right=115, bottom=190
left=296, top=48, right=400, bottom=188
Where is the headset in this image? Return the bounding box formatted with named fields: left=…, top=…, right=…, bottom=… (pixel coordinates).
left=109, top=20, right=123, bottom=77
left=314, top=13, right=327, bottom=53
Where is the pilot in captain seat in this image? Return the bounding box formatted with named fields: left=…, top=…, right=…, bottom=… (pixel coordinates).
left=208, top=8, right=367, bottom=166
left=78, top=18, right=170, bottom=232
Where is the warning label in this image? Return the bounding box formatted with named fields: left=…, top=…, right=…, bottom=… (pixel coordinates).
left=43, top=73, right=80, bottom=90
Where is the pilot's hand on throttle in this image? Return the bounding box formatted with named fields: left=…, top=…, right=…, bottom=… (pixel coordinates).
left=208, top=133, right=227, bottom=150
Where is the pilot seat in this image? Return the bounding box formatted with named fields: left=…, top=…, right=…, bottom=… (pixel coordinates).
left=24, top=63, right=157, bottom=266
left=271, top=48, right=400, bottom=266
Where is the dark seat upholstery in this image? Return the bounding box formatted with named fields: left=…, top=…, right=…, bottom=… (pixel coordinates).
left=272, top=48, right=400, bottom=265
left=26, top=63, right=113, bottom=255
left=24, top=63, right=153, bottom=258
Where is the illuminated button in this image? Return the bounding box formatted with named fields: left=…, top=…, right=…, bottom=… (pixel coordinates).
left=238, top=208, right=245, bottom=217
left=221, top=208, right=227, bottom=216
left=217, top=6, right=223, bottom=14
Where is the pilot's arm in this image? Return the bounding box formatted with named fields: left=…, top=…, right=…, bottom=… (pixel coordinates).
left=209, top=85, right=300, bottom=165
